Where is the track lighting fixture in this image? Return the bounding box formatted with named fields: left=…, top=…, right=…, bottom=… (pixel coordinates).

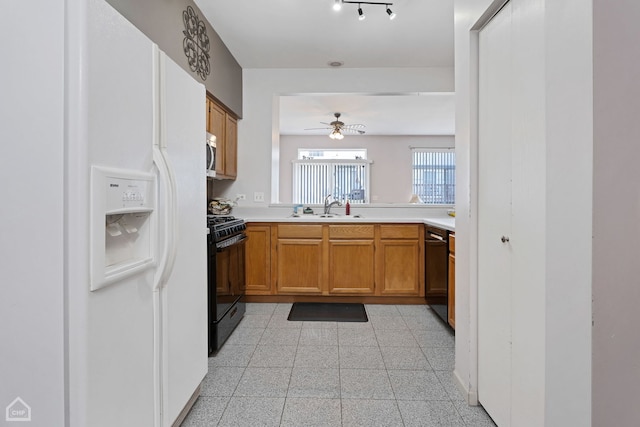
left=386, top=6, right=396, bottom=20
left=336, top=1, right=396, bottom=21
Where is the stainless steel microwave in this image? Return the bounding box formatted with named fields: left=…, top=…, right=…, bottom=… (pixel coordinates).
left=206, top=132, right=216, bottom=178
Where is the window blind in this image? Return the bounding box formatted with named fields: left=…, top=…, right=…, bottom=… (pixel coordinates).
left=411, top=149, right=455, bottom=204
left=292, top=160, right=370, bottom=204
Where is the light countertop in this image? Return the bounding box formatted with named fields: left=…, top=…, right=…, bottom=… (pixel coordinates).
left=244, top=215, right=455, bottom=231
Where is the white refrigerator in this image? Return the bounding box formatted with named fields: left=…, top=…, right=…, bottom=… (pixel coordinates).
left=1, top=0, right=207, bottom=424
left=70, top=0, right=208, bottom=426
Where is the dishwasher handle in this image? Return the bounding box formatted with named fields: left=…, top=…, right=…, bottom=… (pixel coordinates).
left=427, top=232, right=445, bottom=241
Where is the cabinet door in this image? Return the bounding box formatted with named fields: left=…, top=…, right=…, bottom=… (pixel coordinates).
left=245, top=225, right=272, bottom=294
left=276, top=239, right=323, bottom=294
left=225, top=115, right=237, bottom=178
left=208, top=101, right=226, bottom=175
left=377, top=240, right=422, bottom=296
left=328, top=240, right=375, bottom=294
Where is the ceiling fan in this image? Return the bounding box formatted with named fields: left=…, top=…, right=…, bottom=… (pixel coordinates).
left=305, top=112, right=366, bottom=140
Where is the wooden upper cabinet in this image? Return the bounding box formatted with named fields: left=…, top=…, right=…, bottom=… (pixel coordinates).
left=206, top=95, right=237, bottom=180
left=224, top=115, right=237, bottom=178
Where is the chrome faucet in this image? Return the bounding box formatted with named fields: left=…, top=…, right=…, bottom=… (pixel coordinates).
left=323, top=194, right=342, bottom=215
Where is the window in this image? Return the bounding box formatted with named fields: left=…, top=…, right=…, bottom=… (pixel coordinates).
left=412, top=148, right=455, bottom=204
left=293, top=149, right=370, bottom=204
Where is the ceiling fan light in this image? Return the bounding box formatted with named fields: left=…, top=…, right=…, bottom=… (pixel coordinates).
left=358, top=7, right=365, bottom=20
left=333, top=0, right=342, bottom=11
left=386, top=7, right=396, bottom=20
left=329, top=129, right=344, bottom=140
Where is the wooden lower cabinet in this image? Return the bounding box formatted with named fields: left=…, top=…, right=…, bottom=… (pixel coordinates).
left=275, top=224, right=324, bottom=294
left=244, top=222, right=424, bottom=298
left=245, top=224, right=272, bottom=294
left=328, top=224, right=375, bottom=295
left=276, top=239, right=323, bottom=294
left=377, top=240, right=423, bottom=296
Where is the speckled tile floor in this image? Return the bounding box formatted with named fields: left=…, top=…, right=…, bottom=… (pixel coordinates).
left=181, top=303, right=496, bottom=427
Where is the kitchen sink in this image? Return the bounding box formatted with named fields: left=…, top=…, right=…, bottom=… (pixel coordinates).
left=288, top=214, right=365, bottom=220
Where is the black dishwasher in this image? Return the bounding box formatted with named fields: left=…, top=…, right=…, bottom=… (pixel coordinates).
left=425, top=225, right=449, bottom=325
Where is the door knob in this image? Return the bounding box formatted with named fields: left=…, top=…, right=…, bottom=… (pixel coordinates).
left=501, top=236, right=510, bottom=243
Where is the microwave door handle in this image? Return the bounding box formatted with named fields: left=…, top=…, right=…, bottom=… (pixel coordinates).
left=207, top=142, right=214, bottom=170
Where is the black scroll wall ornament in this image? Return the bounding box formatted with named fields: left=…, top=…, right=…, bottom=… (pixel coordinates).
left=182, top=6, right=210, bottom=81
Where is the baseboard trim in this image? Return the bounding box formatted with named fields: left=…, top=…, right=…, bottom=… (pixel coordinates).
left=171, top=382, right=202, bottom=427
left=453, top=368, right=478, bottom=406
left=244, top=295, right=427, bottom=305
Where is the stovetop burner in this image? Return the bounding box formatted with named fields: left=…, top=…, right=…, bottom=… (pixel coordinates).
left=207, top=215, right=236, bottom=225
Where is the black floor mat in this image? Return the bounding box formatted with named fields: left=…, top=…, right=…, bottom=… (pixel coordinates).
left=287, top=302, right=368, bottom=322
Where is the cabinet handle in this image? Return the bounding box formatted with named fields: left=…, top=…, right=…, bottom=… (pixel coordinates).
left=501, top=236, right=510, bottom=243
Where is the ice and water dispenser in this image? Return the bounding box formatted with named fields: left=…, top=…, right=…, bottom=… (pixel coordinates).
left=90, top=166, right=156, bottom=291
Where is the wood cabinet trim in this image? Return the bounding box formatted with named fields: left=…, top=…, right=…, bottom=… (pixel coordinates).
left=278, top=224, right=323, bottom=239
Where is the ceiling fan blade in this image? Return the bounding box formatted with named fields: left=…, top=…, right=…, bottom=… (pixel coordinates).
left=342, top=124, right=366, bottom=129
left=304, top=127, right=332, bottom=130
left=341, top=128, right=366, bottom=134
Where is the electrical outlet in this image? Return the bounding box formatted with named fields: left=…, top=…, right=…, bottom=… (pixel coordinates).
left=236, top=194, right=246, bottom=200
left=253, top=192, right=265, bottom=202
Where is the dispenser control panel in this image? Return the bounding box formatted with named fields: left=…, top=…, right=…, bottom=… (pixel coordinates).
left=105, top=176, right=153, bottom=212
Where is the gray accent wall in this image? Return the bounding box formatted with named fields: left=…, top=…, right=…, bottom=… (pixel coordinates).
left=106, top=0, right=242, bottom=117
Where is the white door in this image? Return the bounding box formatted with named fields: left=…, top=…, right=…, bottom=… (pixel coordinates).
left=160, top=52, right=208, bottom=426
left=478, top=2, right=513, bottom=426
left=478, top=0, right=546, bottom=425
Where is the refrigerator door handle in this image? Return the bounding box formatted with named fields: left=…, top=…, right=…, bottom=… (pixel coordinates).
left=152, top=145, right=172, bottom=291
left=160, top=144, right=179, bottom=288
left=152, top=49, right=179, bottom=293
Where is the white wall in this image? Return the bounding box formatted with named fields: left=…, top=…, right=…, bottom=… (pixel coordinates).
left=453, top=0, right=494, bottom=406
left=592, top=1, right=640, bottom=425
left=0, top=1, right=66, bottom=424
left=454, top=0, right=592, bottom=424
left=279, top=135, right=454, bottom=204
left=210, top=67, right=454, bottom=206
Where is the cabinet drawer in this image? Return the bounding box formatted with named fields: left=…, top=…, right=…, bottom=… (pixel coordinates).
left=278, top=224, right=323, bottom=239
left=329, top=224, right=374, bottom=239
left=380, top=224, right=420, bottom=239
left=449, top=233, right=455, bottom=254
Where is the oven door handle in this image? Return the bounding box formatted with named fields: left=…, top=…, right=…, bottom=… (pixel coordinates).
left=216, top=235, right=248, bottom=252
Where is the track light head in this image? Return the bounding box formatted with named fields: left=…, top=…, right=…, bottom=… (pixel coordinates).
left=333, top=0, right=342, bottom=11
left=358, top=6, right=365, bottom=20
left=386, top=6, right=396, bottom=19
